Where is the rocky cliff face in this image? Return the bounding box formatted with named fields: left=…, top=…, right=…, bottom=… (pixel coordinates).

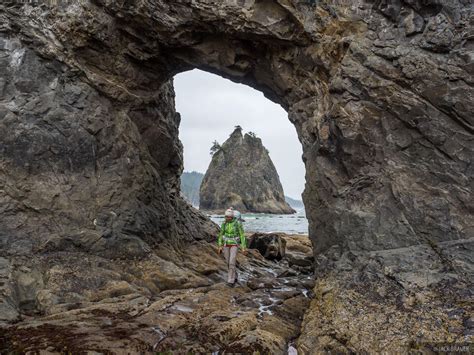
left=285, top=195, right=305, bottom=209
left=0, top=0, right=472, bottom=352
left=200, top=127, right=295, bottom=214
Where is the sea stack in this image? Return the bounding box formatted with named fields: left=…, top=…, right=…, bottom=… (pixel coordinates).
left=200, top=127, right=295, bottom=214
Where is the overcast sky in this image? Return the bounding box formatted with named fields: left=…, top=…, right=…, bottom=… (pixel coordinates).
left=174, top=69, right=305, bottom=200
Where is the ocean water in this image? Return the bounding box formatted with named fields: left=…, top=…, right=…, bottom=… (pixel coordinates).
left=207, top=208, right=308, bottom=235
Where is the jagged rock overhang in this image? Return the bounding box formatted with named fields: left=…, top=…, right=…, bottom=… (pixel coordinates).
left=1, top=0, right=472, bottom=259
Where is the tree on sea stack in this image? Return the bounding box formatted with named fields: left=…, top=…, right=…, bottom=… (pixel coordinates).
left=200, top=126, right=295, bottom=214
left=210, top=140, right=221, bottom=155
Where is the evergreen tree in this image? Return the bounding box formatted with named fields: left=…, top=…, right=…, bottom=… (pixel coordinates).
left=210, top=140, right=221, bottom=155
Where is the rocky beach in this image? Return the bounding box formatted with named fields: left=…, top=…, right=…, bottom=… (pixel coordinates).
left=1, top=234, right=315, bottom=353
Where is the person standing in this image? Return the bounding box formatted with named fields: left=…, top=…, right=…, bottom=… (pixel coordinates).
left=217, top=209, right=247, bottom=286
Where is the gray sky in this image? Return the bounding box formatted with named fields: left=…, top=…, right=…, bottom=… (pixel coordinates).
left=174, top=69, right=305, bottom=200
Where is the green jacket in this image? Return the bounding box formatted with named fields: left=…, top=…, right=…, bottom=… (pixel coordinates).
left=217, top=219, right=246, bottom=248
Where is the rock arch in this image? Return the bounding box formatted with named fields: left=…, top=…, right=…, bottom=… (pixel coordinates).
left=2, top=0, right=471, bottom=257
left=0, top=1, right=472, bottom=349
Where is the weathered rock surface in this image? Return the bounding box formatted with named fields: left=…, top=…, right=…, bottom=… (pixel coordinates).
left=298, top=238, right=474, bottom=353
left=248, top=233, right=314, bottom=278
left=248, top=233, right=288, bottom=260
left=200, top=127, right=295, bottom=214
left=0, top=238, right=313, bottom=353
left=0, top=0, right=473, bottom=352
left=249, top=232, right=315, bottom=273
left=282, top=234, right=315, bottom=271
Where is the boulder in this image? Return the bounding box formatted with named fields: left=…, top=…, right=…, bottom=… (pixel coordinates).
left=286, top=253, right=314, bottom=268
left=248, top=233, right=287, bottom=261
left=281, top=234, right=315, bottom=269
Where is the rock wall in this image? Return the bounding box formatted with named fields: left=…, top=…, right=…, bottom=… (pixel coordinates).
left=3, top=0, right=471, bottom=259
left=304, top=0, right=473, bottom=255
left=200, top=127, right=295, bottom=214
left=0, top=35, right=216, bottom=258
left=1, top=0, right=473, bottom=351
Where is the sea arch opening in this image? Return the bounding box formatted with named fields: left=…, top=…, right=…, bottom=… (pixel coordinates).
left=174, top=69, right=309, bottom=235
left=147, top=12, right=332, bottom=252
